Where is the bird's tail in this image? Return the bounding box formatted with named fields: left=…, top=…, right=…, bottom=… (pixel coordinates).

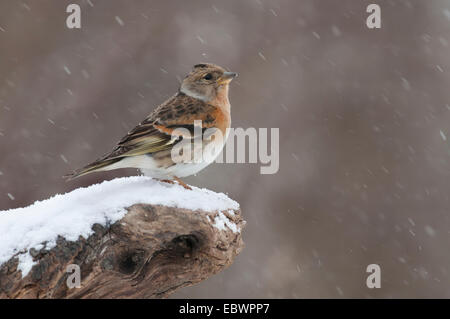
left=63, top=158, right=121, bottom=180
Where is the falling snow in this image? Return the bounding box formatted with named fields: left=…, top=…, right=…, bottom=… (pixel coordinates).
left=63, top=66, right=71, bottom=75
left=258, top=52, right=266, bottom=61
left=425, top=225, right=436, bottom=237
left=115, top=16, right=124, bottom=26
left=444, top=9, right=450, bottom=21
left=331, top=25, right=342, bottom=37
left=401, top=78, right=411, bottom=91
left=196, top=35, right=205, bottom=44
left=1, top=0, right=450, bottom=298
left=81, top=69, right=90, bottom=79
left=60, top=154, right=68, bottom=164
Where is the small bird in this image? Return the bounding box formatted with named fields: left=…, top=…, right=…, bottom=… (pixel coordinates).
left=65, top=63, right=237, bottom=189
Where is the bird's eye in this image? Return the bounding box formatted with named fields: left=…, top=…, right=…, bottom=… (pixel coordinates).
left=203, top=73, right=213, bottom=80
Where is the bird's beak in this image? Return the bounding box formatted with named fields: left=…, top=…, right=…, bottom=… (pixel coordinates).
left=217, top=72, right=238, bottom=85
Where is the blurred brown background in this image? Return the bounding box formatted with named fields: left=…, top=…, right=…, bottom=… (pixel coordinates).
left=1, top=0, right=450, bottom=298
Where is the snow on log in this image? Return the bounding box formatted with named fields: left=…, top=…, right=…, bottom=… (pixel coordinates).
left=0, top=177, right=245, bottom=298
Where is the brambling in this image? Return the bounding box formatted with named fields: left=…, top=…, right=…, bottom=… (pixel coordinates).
left=65, top=63, right=237, bottom=189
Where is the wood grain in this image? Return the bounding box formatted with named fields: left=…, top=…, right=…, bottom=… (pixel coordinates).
left=0, top=204, right=244, bottom=299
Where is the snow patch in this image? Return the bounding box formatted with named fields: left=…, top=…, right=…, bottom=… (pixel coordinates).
left=212, top=211, right=239, bottom=233
left=17, top=253, right=36, bottom=276
left=0, top=176, right=239, bottom=277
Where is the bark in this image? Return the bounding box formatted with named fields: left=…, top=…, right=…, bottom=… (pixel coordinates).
left=0, top=204, right=244, bottom=299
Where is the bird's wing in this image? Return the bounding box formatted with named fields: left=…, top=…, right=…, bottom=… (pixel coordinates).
left=98, top=92, right=219, bottom=160
left=64, top=93, right=221, bottom=180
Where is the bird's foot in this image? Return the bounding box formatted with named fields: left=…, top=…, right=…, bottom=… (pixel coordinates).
left=159, top=179, right=175, bottom=185
left=158, top=177, right=192, bottom=190
left=173, top=176, right=192, bottom=190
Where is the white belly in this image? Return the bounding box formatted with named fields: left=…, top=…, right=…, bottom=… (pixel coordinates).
left=104, top=131, right=228, bottom=179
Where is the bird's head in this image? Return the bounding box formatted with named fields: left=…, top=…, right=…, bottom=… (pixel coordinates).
left=180, top=63, right=237, bottom=103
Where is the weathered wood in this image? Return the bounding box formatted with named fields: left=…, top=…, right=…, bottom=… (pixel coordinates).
left=0, top=204, right=244, bottom=298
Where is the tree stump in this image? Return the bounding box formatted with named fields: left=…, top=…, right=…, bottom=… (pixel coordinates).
left=0, top=204, right=244, bottom=298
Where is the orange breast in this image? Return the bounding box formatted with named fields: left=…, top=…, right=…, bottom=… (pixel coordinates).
left=211, top=106, right=231, bottom=136
left=210, top=85, right=231, bottom=135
